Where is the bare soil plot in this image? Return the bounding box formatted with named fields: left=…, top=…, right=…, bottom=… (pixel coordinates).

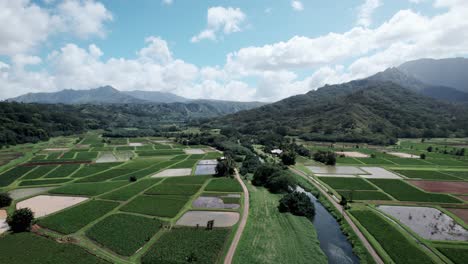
left=335, top=151, right=370, bottom=158
left=446, top=208, right=468, bottom=223
left=16, top=195, right=88, bottom=217
left=198, top=159, right=218, bottom=165
left=128, top=143, right=143, bottom=147
left=194, top=165, right=216, bottom=175
left=409, top=180, right=468, bottom=195
left=184, top=149, right=205, bottom=155
left=192, top=196, right=240, bottom=210
left=176, top=211, right=239, bottom=227
left=387, top=152, right=419, bottom=158
left=457, top=195, right=468, bottom=201
left=306, top=166, right=364, bottom=175
left=359, top=167, right=402, bottom=179
left=152, top=168, right=192, bottom=178
left=378, top=205, right=468, bottom=241
left=314, top=174, right=357, bottom=178
left=0, top=210, right=8, bottom=234
left=95, top=153, right=118, bottom=163
left=8, top=187, right=54, bottom=200
left=44, top=148, right=70, bottom=152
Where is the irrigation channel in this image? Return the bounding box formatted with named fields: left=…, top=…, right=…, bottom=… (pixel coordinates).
left=297, top=187, right=360, bottom=264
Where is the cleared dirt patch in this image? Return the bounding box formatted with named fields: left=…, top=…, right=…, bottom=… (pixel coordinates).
left=152, top=168, right=192, bottom=178
left=360, top=167, right=402, bottom=179
left=387, top=152, right=419, bottom=158
left=315, top=174, right=357, bottom=178
left=44, top=148, right=70, bottom=152
left=128, top=143, right=143, bottom=147
left=95, top=153, right=118, bottom=163
left=447, top=208, right=468, bottom=223
left=16, top=195, right=88, bottom=217
left=8, top=187, right=54, bottom=200
left=192, top=197, right=240, bottom=210
left=409, top=180, right=468, bottom=195
left=195, top=165, right=216, bottom=175
left=307, top=166, right=364, bottom=175
left=0, top=210, right=7, bottom=234
left=378, top=205, right=468, bottom=241
left=198, top=159, right=218, bottom=165
left=176, top=211, right=239, bottom=227
left=184, top=149, right=205, bottom=155
left=335, top=151, right=369, bottom=158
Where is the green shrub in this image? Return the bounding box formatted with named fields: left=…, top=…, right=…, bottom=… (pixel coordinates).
left=278, top=192, right=315, bottom=217
left=0, top=192, right=12, bottom=207
left=7, top=208, right=34, bottom=232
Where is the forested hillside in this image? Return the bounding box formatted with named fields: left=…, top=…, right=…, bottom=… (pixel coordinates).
left=206, top=80, right=468, bottom=144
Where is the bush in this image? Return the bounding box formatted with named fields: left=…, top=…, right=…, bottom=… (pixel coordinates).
left=420, top=153, right=426, bottom=159
left=252, top=164, right=279, bottom=186
left=129, top=176, right=137, bottom=182
left=0, top=193, right=12, bottom=207
left=265, top=171, right=297, bottom=193
left=313, top=151, right=336, bottom=165
left=7, top=208, right=34, bottom=232
left=240, top=154, right=261, bottom=176
left=280, top=151, right=296, bottom=166
left=278, top=192, right=315, bottom=217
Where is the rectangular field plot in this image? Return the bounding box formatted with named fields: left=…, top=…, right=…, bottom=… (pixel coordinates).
left=43, top=165, right=81, bottom=178
left=337, top=190, right=392, bottom=201
left=49, top=181, right=127, bottom=196
left=141, top=228, right=230, bottom=264
left=111, top=161, right=177, bottom=181
left=19, top=178, right=72, bottom=186
left=378, top=205, right=468, bottom=241
left=387, top=158, right=432, bottom=166
left=38, top=200, right=119, bottom=234
left=136, top=150, right=184, bottom=157
left=21, top=165, right=59, bottom=179
left=306, top=166, right=364, bottom=175
left=359, top=167, right=402, bottom=179
left=369, top=179, right=462, bottom=203
left=205, top=178, right=242, bottom=192
left=163, top=175, right=212, bottom=185
left=71, top=163, right=121, bottom=178
left=146, top=183, right=201, bottom=196
left=409, top=180, right=468, bottom=195
left=0, top=166, right=37, bottom=187
left=60, top=151, right=78, bottom=159
left=0, top=233, right=108, bottom=264
left=436, top=246, right=468, bottom=264
left=319, top=177, right=376, bottom=190
left=100, top=179, right=162, bottom=201
left=86, top=213, right=162, bottom=256
left=152, top=168, right=192, bottom=178
left=393, top=170, right=462, bottom=180
left=16, top=195, right=88, bottom=217
left=336, top=157, right=362, bottom=164
left=426, top=159, right=467, bottom=166
left=355, top=158, right=395, bottom=165
left=170, top=159, right=198, bottom=169
left=446, top=171, right=468, bottom=180
left=350, top=209, right=436, bottom=264
left=120, top=195, right=189, bottom=218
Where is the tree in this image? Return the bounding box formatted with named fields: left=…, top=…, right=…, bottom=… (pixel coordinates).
left=0, top=193, right=12, bottom=208
left=280, top=151, right=296, bottom=166
left=252, top=164, right=279, bottom=186
left=265, top=171, right=297, bottom=193
left=7, top=208, right=34, bottom=233
left=129, top=176, right=137, bottom=182
left=278, top=192, right=315, bottom=217
left=427, top=146, right=433, bottom=152
left=215, top=155, right=236, bottom=177
left=339, top=196, right=348, bottom=207
left=313, top=151, right=336, bottom=165
left=420, top=153, right=426, bottom=160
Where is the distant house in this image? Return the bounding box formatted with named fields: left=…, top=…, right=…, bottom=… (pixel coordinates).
left=271, top=149, right=283, bottom=155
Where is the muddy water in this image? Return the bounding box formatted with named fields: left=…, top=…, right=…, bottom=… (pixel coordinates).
left=297, top=187, right=360, bottom=264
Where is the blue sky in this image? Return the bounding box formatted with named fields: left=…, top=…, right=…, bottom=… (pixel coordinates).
left=1, top=0, right=467, bottom=101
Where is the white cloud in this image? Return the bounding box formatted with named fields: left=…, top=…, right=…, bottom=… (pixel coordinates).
left=357, top=0, right=382, bottom=28
left=291, top=1, right=304, bottom=11
left=57, top=0, right=113, bottom=38
left=162, top=0, right=173, bottom=5
left=137, top=36, right=173, bottom=64
left=191, top=7, right=246, bottom=42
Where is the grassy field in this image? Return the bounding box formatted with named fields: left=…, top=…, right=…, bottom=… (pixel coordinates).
left=39, top=200, right=120, bottom=234
left=120, top=195, right=190, bottom=218
left=319, top=177, right=377, bottom=190
left=21, top=165, right=58, bottom=179
left=100, top=179, right=161, bottom=201
left=350, top=209, right=436, bottom=264
left=0, top=166, right=37, bottom=186
left=436, top=246, right=468, bottom=264
left=233, top=183, right=327, bottom=264
left=145, top=183, right=202, bottom=196
left=71, top=163, right=121, bottom=178
left=44, top=164, right=81, bottom=178
left=49, top=181, right=127, bottom=196
left=337, top=190, right=392, bottom=201
left=0, top=233, right=108, bottom=264
left=86, top=213, right=162, bottom=256
left=141, top=228, right=230, bottom=264
left=163, top=175, right=211, bottom=185
left=205, top=178, right=243, bottom=192
left=393, top=169, right=462, bottom=181
left=19, top=178, right=72, bottom=186
left=170, top=159, right=198, bottom=168
left=369, top=179, right=462, bottom=203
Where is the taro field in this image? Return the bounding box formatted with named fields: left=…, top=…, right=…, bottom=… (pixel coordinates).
left=294, top=138, right=468, bottom=264
left=0, top=133, right=243, bottom=264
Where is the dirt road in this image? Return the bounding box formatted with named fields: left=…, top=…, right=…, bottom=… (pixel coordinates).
left=290, top=167, right=384, bottom=264
left=224, top=170, right=250, bottom=264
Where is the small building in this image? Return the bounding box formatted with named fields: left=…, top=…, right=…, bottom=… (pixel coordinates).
left=271, top=149, right=283, bottom=155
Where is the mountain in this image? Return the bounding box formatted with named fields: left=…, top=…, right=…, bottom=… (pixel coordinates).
left=122, top=90, right=188, bottom=103
left=368, top=67, right=468, bottom=102
left=399, top=58, right=468, bottom=93
left=207, top=80, right=468, bottom=144
left=9, top=86, right=145, bottom=104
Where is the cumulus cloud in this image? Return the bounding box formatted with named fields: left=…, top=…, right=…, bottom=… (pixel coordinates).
left=191, top=7, right=246, bottom=42
left=357, top=0, right=382, bottom=28
left=291, top=1, right=304, bottom=11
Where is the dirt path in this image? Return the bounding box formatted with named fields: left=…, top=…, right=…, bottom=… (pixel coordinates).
left=224, top=170, right=250, bottom=264
left=290, top=167, right=385, bottom=264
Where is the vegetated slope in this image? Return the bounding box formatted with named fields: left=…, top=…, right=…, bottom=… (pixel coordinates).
left=207, top=80, right=468, bottom=144
left=369, top=67, right=468, bottom=102
left=122, top=90, right=188, bottom=103
left=399, top=57, right=468, bottom=93
left=0, top=99, right=264, bottom=146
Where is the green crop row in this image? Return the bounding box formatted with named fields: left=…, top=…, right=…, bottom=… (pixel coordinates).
left=319, top=177, right=377, bottom=190
left=120, top=195, right=189, bottom=218
left=49, top=181, right=127, bottom=196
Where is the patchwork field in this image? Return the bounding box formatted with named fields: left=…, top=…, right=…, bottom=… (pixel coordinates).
left=16, top=195, right=88, bottom=217
left=120, top=195, right=189, bottom=218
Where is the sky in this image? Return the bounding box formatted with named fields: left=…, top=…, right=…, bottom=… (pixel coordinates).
left=0, top=0, right=467, bottom=102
